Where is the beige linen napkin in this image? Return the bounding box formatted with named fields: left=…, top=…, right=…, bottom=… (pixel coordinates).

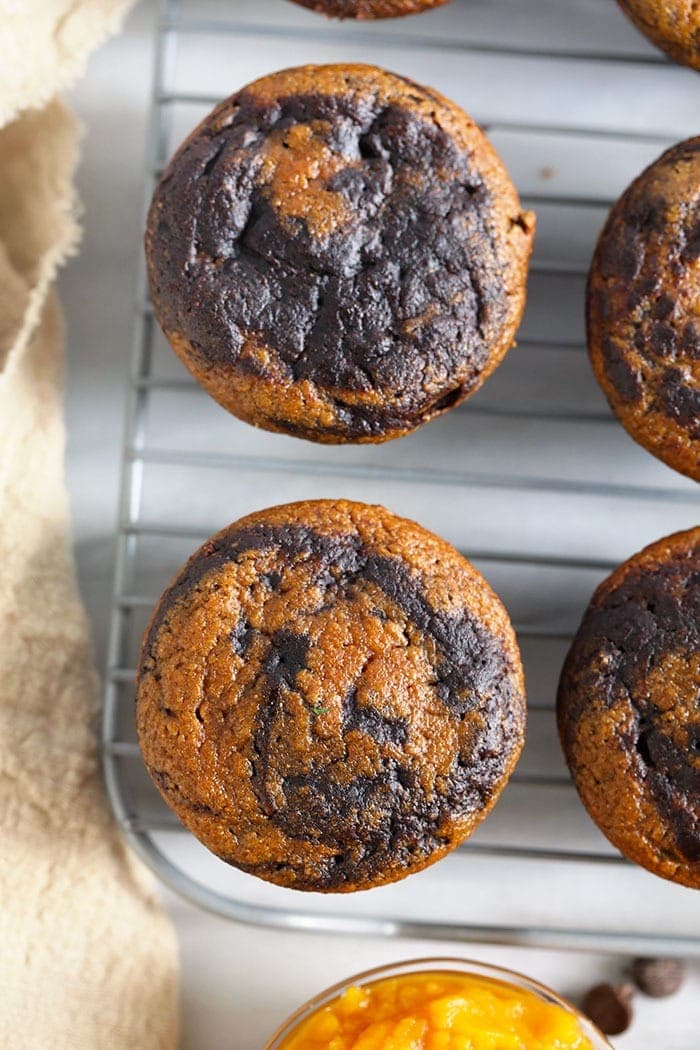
left=0, top=8, right=179, bottom=1049
left=0, top=0, right=135, bottom=128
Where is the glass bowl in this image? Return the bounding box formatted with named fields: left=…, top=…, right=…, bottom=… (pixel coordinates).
left=265, top=956, right=612, bottom=1048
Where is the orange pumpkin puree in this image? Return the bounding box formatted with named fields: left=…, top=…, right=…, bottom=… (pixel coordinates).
left=279, top=971, right=595, bottom=1050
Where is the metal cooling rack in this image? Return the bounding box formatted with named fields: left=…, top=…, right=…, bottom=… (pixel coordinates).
left=102, top=0, right=700, bottom=956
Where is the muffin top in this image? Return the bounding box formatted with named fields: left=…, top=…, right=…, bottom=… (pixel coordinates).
left=146, top=64, right=534, bottom=443
left=616, top=1, right=700, bottom=71
left=137, top=500, right=526, bottom=892
left=558, top=527, right=700, bottom=888
left=587, top=137, right=700, bottom=481
left=289, top=0, right=452, bottom=18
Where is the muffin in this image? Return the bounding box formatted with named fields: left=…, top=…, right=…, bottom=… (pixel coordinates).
left=288, top=0, right=452, bottom=17
left=616, top=1, right=700, bottom=71
left=146, top=64, right=534, bottom=444
left=587, top=137, right=700, bottom=481
left=558, top=527, right=700, bottom=889
left=136, top=500, right=526, bottom=892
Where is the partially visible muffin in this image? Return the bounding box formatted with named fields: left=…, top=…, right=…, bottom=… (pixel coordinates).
left=137, top=500, right=526, bottom=893
left=587, top=137, right=700, bottom=481
left=289, top=0, right=451, bottom=17
left=616, top=1, right=700, bottom=71
left=146, top=64, right=534, bottom=444
left=558, top=528, right=700, bottom=889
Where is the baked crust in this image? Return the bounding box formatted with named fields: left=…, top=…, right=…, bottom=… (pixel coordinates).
left=137, top=500, right=526, bottom=892
left=288, top=0, right=452, bottom=18
left=558, top=527, right=700, bottom=889
left=587, top=137, right=700, bottom=481
left=146, top=64, right=534, bottom=444
left=617, top=1, right=700, bottom=71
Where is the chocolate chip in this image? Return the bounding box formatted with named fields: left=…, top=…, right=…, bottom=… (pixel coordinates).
left=581, top=982, right=634, bottom=1036
left=631, top=957, right=686, bottom=998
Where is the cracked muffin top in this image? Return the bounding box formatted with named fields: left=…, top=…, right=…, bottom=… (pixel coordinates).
left=558, top=527, right=700, bottom=888
left=288, top=0, right=452, bottom=18
left=587, top=137, right=700, bottom=481
left=616, top=1, right=700, bottom=71
left=145, top=64, right=534, bottom=444
left=136, top=500, right=526, bottom=892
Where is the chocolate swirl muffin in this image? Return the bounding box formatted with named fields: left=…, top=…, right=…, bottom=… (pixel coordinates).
left=136, top=500, right=526, bottom=892
left=289, top=0, right=452, bottom=18
left=558, top=528, right=700, bottom=888
left=587, top=137, right=700, bottom=481
left=146, top=65, right=534, bottom=444
left=616, top=1, right=700, bottom=71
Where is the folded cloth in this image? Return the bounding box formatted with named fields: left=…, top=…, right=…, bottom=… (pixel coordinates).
left=0, top=6, right=179, bottom=1048
left=0, top=0, right=135, bottom=128
left=0, top=293, right=179, bottom=1049
left=0, top=101, right=80, bottom=374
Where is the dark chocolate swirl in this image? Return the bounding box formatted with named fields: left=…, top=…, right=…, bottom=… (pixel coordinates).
left=558, top=527, right=700, bottom=888
left=588, top=137, right=700, bottom=481
left=146, top=65, right=533, bottom=443
left=137, top=500, right=525, bottom=892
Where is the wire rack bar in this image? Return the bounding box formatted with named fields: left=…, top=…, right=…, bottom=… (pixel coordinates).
left=127, top=445, right=696, bottom=504
left=118, top=812, right=624, bottom=869
left=101, top=0, right=700, bottom=958
left=143, top=165, right=635, bottom=216
left=132, top=371, right=616, bottom=422
left=155, top=90, right=679, bottom=146
left=115, top=536, right=619, bottom=572
left=160, top=15, right=669, bottom=66
left=106, top=829, right=700, bottom=958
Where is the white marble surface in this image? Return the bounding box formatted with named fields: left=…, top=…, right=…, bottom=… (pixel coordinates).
left=59, top=2, right=699, bottom=1046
